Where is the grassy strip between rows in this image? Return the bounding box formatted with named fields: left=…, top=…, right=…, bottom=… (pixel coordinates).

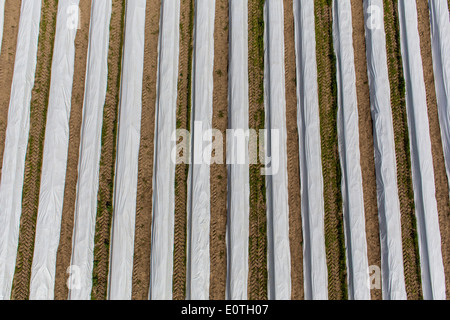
left=248, top=0, right=268, bottom=300
left=383, top=0, right=422, bottom=299
left=11, top=0, right=58, bottom=300
left=314, top=0, right=347, bottom=300
left=172, top=0, right=195, bottom=299
left=91, top=0, right=126, bottom=300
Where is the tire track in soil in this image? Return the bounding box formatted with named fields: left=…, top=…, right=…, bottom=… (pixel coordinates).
left=90, top=0, right=125, bottom=300
left=11, top=0, right=59, bottom=300
left=131, top=0, right=160, bottom=300
left=415, top=0, right=450, bottom=299
left=314, top=0, right=347, bottom=300
left=0, top=0, right=21, bottom=182
left=383, top=0, right=422, bottom=300
left=350, top=0, right=381, bottom=300
left=54, top=0, right=91, bottom=300
left=247, top=0, right=268, bottom=300
left=283, top=0, right=304, bottom=301
left=172, top=0, right=194, bottom=300
left=209, top=0, right=229, bottom=301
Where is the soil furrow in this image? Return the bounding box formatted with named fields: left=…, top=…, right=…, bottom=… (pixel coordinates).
left=11, top=0, right=59, bottom=300
left=247, top=0, right=267, bottom=300
left=415, top=0, right=450, bottom=299
left=172, top=0, right=194, bottom=300
left=209, top=0, right=229, bottom=300
left=383, top=0, right=422, bottom=300
left=283, top=0, right=303, bottom=301
left=314, top=0, right=347, bottom=300
left=0, top=0, right=21, bottom=181
left=350, top=0, right=381, bottom=300
left=90, top=0, right=125, bottom=300
left=131, top=0, right=161, bottom=300
left=53, top=0, right=91, bottom=300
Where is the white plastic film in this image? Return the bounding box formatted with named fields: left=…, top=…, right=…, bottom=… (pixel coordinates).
left=226, top=0, right=250, bottom=301
left=363, top=0, right=407, bottom=300
left=149, top=0, right=180, bottom=300
left=29, top=0, right=79, bottom=300
left=0, top=0, right=41, bottom=300
left=107, top=0, right=146, bottom=300
left=398, top=0, right=446, bottom=300
left=186, top=0, right=215, bottom=300
left=264, top=0, right=291, bottom=300
left=68, top=0, right=112, bottom=300
left=292, top=0, right=328, bottom=300
left=332, top=0, right=370, bottom=300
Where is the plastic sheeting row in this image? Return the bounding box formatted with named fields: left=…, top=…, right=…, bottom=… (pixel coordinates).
left=264, top=0, right=291, bottom=300
left=29, top=0, right=79, bottom=300
left=430, top=1, right=450, bottom=194
left=149, top=0, right=180, bottom=300
left=363, top=0, right=406, bottom=300
left=108, top=0, right=146, bottom=300
left=186, top=0, right=215, bottom=300
left=292, top=0, right=328, bottom=300
left=68, top=0, right=112, bottom=300
left=226, top=0, right=250, bottom=301
left=332, top=0, right=370, bottom=300
left=398, top=0, right=446, bottom=300
left=0, top=0, right=41, bottom=300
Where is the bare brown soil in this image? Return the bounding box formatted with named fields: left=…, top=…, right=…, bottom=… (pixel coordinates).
left=209, top=0, right=229, bottom=300
left=131, top=0, right=161, bottom=300
left=383, top=0, right=422, bottom=300
left=283, top=0, right=304, bottom=301
left=172, top=0, right=194, bottom=300
left=314, top=0, right=347, bottom=300
left=350, top=0, right=382, bottom=300
left=91, top=0, right=125, bottom=300
left=53, top=0, right=91, bottom=300
left=11, top=0, right=59, bottom=300
left=415, top=0, right=450, bottom=299
left=0, top=0, right=21, bottom=181
left=247, top=0, right=268, bottom=301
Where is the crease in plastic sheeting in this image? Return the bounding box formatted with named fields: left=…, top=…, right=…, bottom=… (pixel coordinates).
left=430, top=0, right=450, bottom=196
left=29, top=0, right=79, bottom=301
left=332, top=0, right=370, bottom=300
left=225, top=0, right=250, bottom=301
left=149, top=0, right=180, bottom=301
left=362, top=0, right=407, bottom=300
left=0, top=0, right=41, bottom=301
left=107, top=0, right=146, bottom=301
left=398, top=0, right=446, bottom=300
left=0, top=0, right=4, bottom=54
left=185, top=0, right=215, bottom=301
left=263, top=0, right=291, bottom=301
left=68, top=0, right=112, bottom=301
left=292, top=0, right=328, bottom=300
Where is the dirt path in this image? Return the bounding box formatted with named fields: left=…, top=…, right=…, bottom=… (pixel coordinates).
left=283, top=0, right=304, bottom=301
left=0, top=0, right=21, bottom=181
left=247, top=0, right=268, bottom=300
left=383, top=0, right=422, bottom=300
left=350, top=0, right=381, bottom=300
left=11, top=0, right=59, bottom=300
left=172, top=0, right=194, bottom=300
left=131, top=0, right=161, bottom=300
left=415, top=0, right=450, bottom=299
left=314, top=0, right=347, bottom=300
left=53, top=0, right=91, bottom=300
left=209, top=0, right=229, bottom=300
left=91, top=0, right=125, bottom=300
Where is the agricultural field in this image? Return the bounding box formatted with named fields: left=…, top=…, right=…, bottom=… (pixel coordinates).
left=0, top=0, right=449, bottom=301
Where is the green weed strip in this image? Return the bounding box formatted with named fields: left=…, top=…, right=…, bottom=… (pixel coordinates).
left=382, top=0, right=422, bottom=300
left=314, top=0, right=347, bottom=300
